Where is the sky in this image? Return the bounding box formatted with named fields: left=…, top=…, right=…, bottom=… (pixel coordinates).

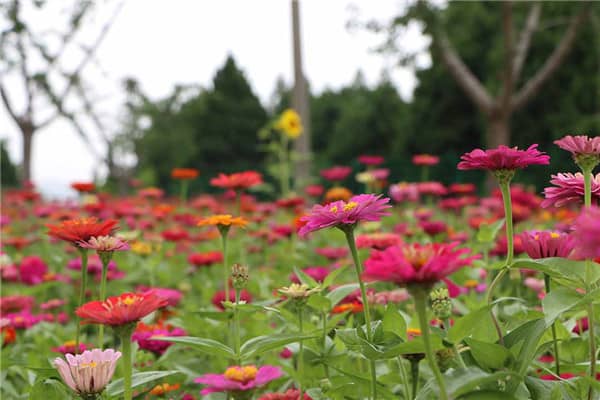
left=0, top=0, right=430, bottom=198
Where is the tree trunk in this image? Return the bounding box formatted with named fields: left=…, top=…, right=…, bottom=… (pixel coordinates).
left=20, top=124, right=34, bottom=184
left=485, top=114, right=511, bottom=191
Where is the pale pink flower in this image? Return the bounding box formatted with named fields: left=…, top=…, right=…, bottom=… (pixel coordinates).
left=554, top=135, right=600, bottom=156
left=54, top=348, right=121, bottom=395
left=77, top=235, right=130, bottom=252
left=542, top=172, right=600, bottom=208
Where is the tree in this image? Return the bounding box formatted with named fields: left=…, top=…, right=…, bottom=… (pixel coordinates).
left=1, top=140, right=18, bottom=187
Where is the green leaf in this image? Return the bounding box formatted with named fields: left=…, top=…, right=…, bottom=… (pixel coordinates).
left=542, top=287, right=585, bottom=325
left=193, top=310, right=233, bottom=320
left=106, top=370, right=179, bottom=397
left=240, top=333, right=317, bottom=359
left=464, top=337, right=512, bottom=370
left=326, top=284, right=359, bottom=307
left=416, top=367, right=516, bottom=400
left=447, top=304, right=493, bottom=344
left=476, top=218, right=505, bottom=243
left=504, top=319, right=547, bottom=378
left=322, top=266, right=348, bottom=289
left=307, top=294, right=332, bottom=312
left=458, top=390, right=518, bottom=400
left=29, top=378, right=69, bottom=400
left=511, top=258, right=597, bottom=288
left=293, top=266, right=319, bottom=287
left=382, top=304, right=407, bottom=341
left=151, top=336, right=235, bottom=358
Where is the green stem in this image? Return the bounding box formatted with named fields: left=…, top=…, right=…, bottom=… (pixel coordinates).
left=322, top=311, right=330, bottom=378
left=121, top=329, right=133, bottom=400
left=583, top=167, right=592, bottom=208
left=544, top=274, right=560, bottom=375
left=180, top=180, right=189, bottom=204
left=98, top=256, right=110, bottom=348
left=343, top=228, right=377, bottom=400
left=421, top=166, right=429, bottom=183
left=233, top=289, right=241, bottom=364
left=499, top=182, right=514, bottom=266
left=444, top=318, right=466, bottom=369
left=409, top=358, right=420, bottom=400
left=397, top=357, right=412, bottom=400
left=221, top=229, right=230, bottom=302
left=486, top=267, right=508, bottom=345
left=298, top=305, right=304, bottom=400
left=75, top=249, right=88, bottom=352
left=413, top=288, right=448, bottom=400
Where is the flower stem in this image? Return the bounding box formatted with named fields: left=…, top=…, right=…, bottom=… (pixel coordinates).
left=298, top=305, right=305, bottom=400
left=343, top=228, right=377, bottom=400
left=444, top=318, right=466, bottom=369
left=220, top=229, right=230, bottom=302
left=544, top=273, right=561, bottom=375
left=98, top=256, right=110, bottom=348
left=322, top=311, right=330, bottom=378
left=233, top=288, right=241, bottom=364
left=413, top=288, right=448, bottom=400
left=486, top=267, right=507, bottom=345
left=180, top=180, right=189, bottom=205
left=120, top=329, right=133, bottom=400
left=75, top=249, right=88, bottom=352
left=397, top=357, right=412, bottom=400
left=409, top=358, right=420, bottom=400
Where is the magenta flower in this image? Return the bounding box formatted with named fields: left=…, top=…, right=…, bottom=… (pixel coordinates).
left=358, top=155, right=384, bottom=166
left=571, top=206, right=600, bottom=259
left=389, top=182, right=420, bottom=203
left=77, top=235, right=130, bottom=252
left=320, top=166, right=352, bottom=182
left=457, top=144, right=550, bottom=171
left=542, top=172, right=600, bottom=208
left=133, top=322, right=186, bottom=355
left=554, top=135, right=600, bottom=156
left=54, top=348, right=121, bottom=396
left=520, top=231, right=575, bottom=259
left=18, top=256, right=48, bottom=285
left=315, top=246, right=348, bottom=260
left=290, top=267, right=330, bottom=284
left=298, top=194, right=391, bottom=236
left=362, top=242, right=479, bottom=286
left=194, top=365, right=282, bottom=395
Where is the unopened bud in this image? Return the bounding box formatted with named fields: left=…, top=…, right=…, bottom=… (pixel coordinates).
left=430, top=287, right=452, bottom=320
left=231, top=264, right=249, bottom=289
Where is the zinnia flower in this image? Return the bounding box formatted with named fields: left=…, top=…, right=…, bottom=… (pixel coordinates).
left=77, top=236, right=130, bottom=252
left=320, top=166, right=352, bottom=182
left=54, top=348, right=121, bottom=396
left=457, top=144, right=550, bottom=171
left=571, top=206, right=600, bottom=259
left=520, top=231, right=575, bottom=259
left=554, top=135, right=600, bottom=157
left=76, top=292, right=168, bottom=326
left=171, top=168, right=199, bottom=180
left=210, top=171, right=263, bottom=191
left=47, top=217, right=118, bottom=245
left=324, top=186, right=353, bottom=202
left=197, top=214, right=248, bottom=228
left=194, top=365, right=282, bottom=395
left=298, top=194, right=391, bottom=236
left=188, top=251, right=224, bottom=268
left=412, top=154, right=440, bottom=166
left=132, top=321, right=186, bottom=355
left=275, top=109, right=303, bottom=139
left=71, top=182, right=96, bottom=193
left=542, top=172, right=600, bottom=208
left=358, top=155, right=384, bottom=166
left=363, top=242, right=478, bottom=287
left=259, top=389, right=313, bottom=400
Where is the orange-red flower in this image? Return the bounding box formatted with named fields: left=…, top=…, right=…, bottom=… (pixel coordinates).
left=324, top=187, right=353, bottom=203
left=70, top=182, right=96, bottom=193
left=149, top=382, right=181, bottom=395
left=197, top=215, right=248, bottom=228
left=210, top=171, right=263, bottom=191
left=47, top=217, right=118, bottom=245
left=171, top=168, right=200, bottom=180
left=75, top=292, right=168, bottom=326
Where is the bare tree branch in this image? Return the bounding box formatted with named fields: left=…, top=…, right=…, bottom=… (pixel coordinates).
left=0, top=82, right=20, bottom=123
left=512, top=3, right=591, bottom=110
left=500, top=1, right=514, bottom=113
left=512, top=3, right=542, bottom=84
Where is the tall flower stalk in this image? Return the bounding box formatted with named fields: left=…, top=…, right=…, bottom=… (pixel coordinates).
left=75, top=249, right=88, bottom=352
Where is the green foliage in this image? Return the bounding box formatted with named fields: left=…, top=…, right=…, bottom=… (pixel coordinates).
left=1, top=140, right=18, bottom=187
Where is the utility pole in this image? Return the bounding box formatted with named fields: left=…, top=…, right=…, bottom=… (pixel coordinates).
left=291, top=0, right=311, bottom=191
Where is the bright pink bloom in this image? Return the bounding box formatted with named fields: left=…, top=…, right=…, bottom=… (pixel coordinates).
left=0, top=295, right=35, bottom=313
left=259, top=389, right=313, bottom=400
left=76, top=292, right=168, bottom=326
left=417, top=182, right=448, bottom=197
left=210, top=171, right=263, bottom=191
left=194, top=365, right=282, bottom=395
left=571, top=206, right=600, bottom=259
left=52, top=341, right=88, bottom=355
left=212, top=289, right=252, bottom=310
left=19, top=256, right=48, bottom=285
left=356, top=233, right=402, bottom=250
left=305, top=184, right=324, bottom=198
left=457, top=144, right=550, bottom=171
left=358, top=155, right=384, bottom=166
left=315, top=247, right=348, bottom=260
left=132, top=322, right=186, bottom=355
left=54, top=348, right=121, bottom=395
left=298, top=194, right=391, bottom=236
left=143, top=287, right=183, bottom=307
left=363, top=242, right=479, bottom=286
left=412, top=154, right=439, bottom=166
left=419, top=220, right=447, bottom=236
left=520, top=231, right=575, bottom=259
left=389, top=183, right=420, bottom=203
left=290, top=267, right=330, bottom=284
left=542, top=173, right=600, bottom=208
left=4, top=311, right=42, bottom=329
left=554, top=135, right=600, bottom=156
left=320, top=166, right=352, bottom=182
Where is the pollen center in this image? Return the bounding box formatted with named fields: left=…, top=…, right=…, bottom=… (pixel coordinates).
left=224, top=365, right=258, bottom=383
left=343, top=202, right=358, bottom=212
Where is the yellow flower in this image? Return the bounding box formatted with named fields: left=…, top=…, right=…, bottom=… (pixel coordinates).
left=276, top=109, right=303, bottom=139
left=197, top=214, right=248, bottom=228
left=278, top=283, right=320, bottom=299
left=131, top=241, right=153, bottom=256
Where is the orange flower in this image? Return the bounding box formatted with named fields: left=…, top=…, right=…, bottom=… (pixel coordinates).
left=324, top=186, right=353, bottom=203
left=71, top=182, right=96, bottom=193
left=149, top=382, right=181, bottom=395
left=210, top=171, right=263, bottom=191
left=47, top=217, right=118, bottom=245
left=197, top=214, right=248, bottom=228
left=171, top=168, right=199, bottom=180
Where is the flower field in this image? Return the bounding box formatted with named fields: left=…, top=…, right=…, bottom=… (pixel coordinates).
left=1, top=135, right=600, bottom=400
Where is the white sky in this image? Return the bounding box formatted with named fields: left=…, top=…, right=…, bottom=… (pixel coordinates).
left=0, top=0, right=430, bottom=198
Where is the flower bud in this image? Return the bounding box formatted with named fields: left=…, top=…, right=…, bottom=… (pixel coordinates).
left=430, top=287, right=452, bottom=320
left=231, top=264, right=249, bottom=289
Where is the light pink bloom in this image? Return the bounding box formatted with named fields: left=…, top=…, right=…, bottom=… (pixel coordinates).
left=457, top=144, right=550, bottom=171
left=554, top=135, right=600, bottom=156
left=298, top=194, right=391, bottom=236
left=77, top=235, right=130, bottom=252
left=542, top=172, right=600, bottom=208
left=520, top=231, right=576, bottom=259
left=524, top=277, right=545, bottom=293
left=290, top=267, right=330, bottom=283
left=195, top=365, right=282, bottom=395
left=363, top=242, right=479, bottom=286
left=571, top=206, right=600, bottom=259
left=315, top=246, right=348, bottom=260
left=389, top=182, right=420, bottom=203
left=54, top=348, right=121, bottom=395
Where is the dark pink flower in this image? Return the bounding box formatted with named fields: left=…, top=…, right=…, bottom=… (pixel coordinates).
left=320, top=166, right=352, bottom=182
left=19, top=256, right=48, bottom=285
left=571, top=206, right=600, bottom=259
left=358, top=155, right=384, bottom=166
left=417, top=182, right=448, bottom=197
left=194, top=365, right=282, bottom=395
left=363, top=242, right=478, bottom=286
left=554, top=135, right=600, bottom=156
left=133, top=322, right=186, bottom=355
left=542, top=173, right=600, bottom=208
left=356, top=233, right=402, bottom=250
left=212, top=289, right=252, bottom=310
left=389, top=183, right=420, bottom=203
left=304, top=184, right=324, bottom=198
left=520, top=231, right=575, bottom=259
left=457, top=144, right=550, bottom=171
left=0, top=295, right=35, bottom=313
left=299, top=194, right=391, bottom=236
left=315, top=247, right=348, bottom=260
left=412, top=154, right=439, bottom=166
left=290, top=267, right=330, bottom=284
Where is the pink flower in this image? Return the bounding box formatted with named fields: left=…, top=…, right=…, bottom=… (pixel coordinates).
left=133, top=322, right=186, bottom=355
left=320, top=166, right=352, bottom=182
left=541, top=173, right=600, bottom=208
left=54, top=348, right=121, bottom=395
left=571, top=206, right=600, bottom=259
left=520, top=231, right=575, bottom=259
left=290, top=267, right=330, bottom=284
left=457, top=144, right=550, bottom=171
left=305, top=184, right=324, bottom=198
left=554, top=135, right=600, bottom=156
left=417, top=182, right=448, bottom=197
left=77, top=235, right=130, bottom=252
left=194, top=365, right=282, bottom=395
left=52, top=340, right=88, bottom=355
left=389, top=183, right=420, bottom=203
left=298, top=194, right=391, bottom=236
left=358, top=155, right=385, bottom=166
left=356, top=233, right=402, bottom=250
left=412, top=154, right=439, bottom=166
left=315, top=247, right=348, bottom=260
left=363, top=242, right=479, bottom=286
left=19, top=256, right=48, bottom=285
left=0, top=295, right=35, bottom=313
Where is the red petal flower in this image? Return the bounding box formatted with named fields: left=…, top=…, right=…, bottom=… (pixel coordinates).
left=76, top=292, right=168, bottom=326
left=47, top=217, right=118, bottom=245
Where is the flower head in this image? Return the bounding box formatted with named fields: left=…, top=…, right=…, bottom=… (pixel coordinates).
left=412, top=154, right=440, bottom=166
left=457, top=144, right=550, bottom=171
left=520, top=230, right=575, bottom=259
left=210, top=171, right=263, bottom=191
left=77, top=236, right=130, bottom=252
left=542, top=172, right=600, bottom=208
left=76, top=292, right=168, bottom=326
left=320, top=166, right=352, bottom=182
left=363, top=242, right=479, bottom=287
left=54, top=348, right=121, bottom=395
left=358, top=155, right=384, bottom=166
left=194, top=365, right=282, bottom=395
left=133, top=321, right=186, bottom=355
left=299, top=194, right=391, bottom=236
left=278, top=283, right=321, bottom=299
left=197, top=214, right=248, bottom=228
left=70, top=182, right=96, bottom=193
left=171, top=168, right=200, bottom=180
left=554, top=135, right=600, bottom=170
left=47, top=217, right=118, bottom=245
left=571, top=206, right=600, bottom=259
left=276, top=109, right=303, bottom=139
left=324, top=186, right=353, bottom=202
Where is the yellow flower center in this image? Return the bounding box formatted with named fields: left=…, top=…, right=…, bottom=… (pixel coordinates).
left=550, top=232, right=560, bottom=239
left=121, top=296, right=137, bottom=306
left=402, top=247, right=432, bottom=270
left=224, top=366, right=258, bottom=382
left=330, top=205, right=338, bottom=213
left=407, top=328, right=422, bottom=336
left=464, top=279, right=479, bottom=289
left=343, top=202, right=358, bottom=212
left=63, top=340, right=76, bottom=347
left=80, top=361, right=97, bottom=368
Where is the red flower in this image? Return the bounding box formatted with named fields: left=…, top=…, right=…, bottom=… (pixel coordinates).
left=457, top=144, right=550, bottom=171
left=171, top=168, right=200, bottom=180
left=210, top=171, right=263, bottom=191
left=75, top=292, right=168, bottom=326
left=412, top=154, right=439, bottom=166
left=70, top=182, right=96, bottom=193
left=47, top=217, right=118, bottom=245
